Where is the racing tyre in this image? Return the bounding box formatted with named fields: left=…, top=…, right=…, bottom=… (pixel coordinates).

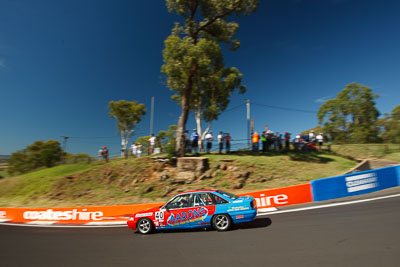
left=212, top=214, right=232, bottom=231
left=137, top=218, right=154, bottom=235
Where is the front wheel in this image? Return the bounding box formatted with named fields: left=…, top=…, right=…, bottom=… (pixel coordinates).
left=137, top=218, right=153, bottom=235
left=212, top=214, right=232, bottom=231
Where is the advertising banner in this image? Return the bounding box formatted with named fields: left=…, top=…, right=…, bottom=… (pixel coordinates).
left=0, top=203, right=162, bottom=225
left=311, top=166, right=399, bottom=202
left=238, top=184, right=312, bottom=212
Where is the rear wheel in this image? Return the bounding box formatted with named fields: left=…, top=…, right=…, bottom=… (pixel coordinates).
left=137, top=218, right=153, bottom=235
left=212, top=214, right=232, bottom=231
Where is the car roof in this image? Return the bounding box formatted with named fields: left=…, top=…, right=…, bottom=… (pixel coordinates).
left=177, top=189, right=217, bottom=195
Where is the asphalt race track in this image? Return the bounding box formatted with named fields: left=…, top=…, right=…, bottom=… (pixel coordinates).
left=1, top=196, right=400, bottom=267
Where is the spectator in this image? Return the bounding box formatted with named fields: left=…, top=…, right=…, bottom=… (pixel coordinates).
left=294, top=135, right=301, bottom=150
left=217, top=131, right=224, bottom=154
left=316, top=133, right=324, bottom=149
left=252, top=131, right=259, bottom=152
left=278, top=133, right=283, bottom=150
left=272, top=132, right=279, bottom=151
left=261, top=131, right=267, bottom=152
left=130, top=141, right=137, bottom=158
left=266, top=130, right=273, bottom=151
left=224, top=133, right=232, bottom=153
left=309, top=131, right=315, bottom=144
left=101, top=146, right=109, bottom=162
left=148, top=134, right=157, bottom=154
left=284, top=132, right=291, bottom=150
left=136, top=143, right=142, bottom=158
left=205, top=131, right=213, bottom=153
left=191, top=129, right=199, bottom=154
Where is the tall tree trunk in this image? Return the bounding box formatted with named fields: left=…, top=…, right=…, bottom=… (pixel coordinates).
left=176, top=66, right=196, bottom=157
left=195, top=107, right=204, bottom=152
left=176, top=94, right=190, bottom=157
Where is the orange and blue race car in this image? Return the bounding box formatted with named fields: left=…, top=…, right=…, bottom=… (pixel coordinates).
left=127, top=189, right=257, bottom=234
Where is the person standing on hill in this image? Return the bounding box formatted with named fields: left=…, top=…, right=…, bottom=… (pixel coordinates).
left=101, top=146, right=109, bottom=162
left=284, top=132, right=291, bottom=150
left=130, top=141, right=137, bottom=158
left=136, top=143, right=142, bottom=158
left=261, top=131, right=267, bottom=152
left=224, top=133, right=232, bottom=153
left=252, top=131, right=259, bottom=152
left=205, top=131, right=214, bottom=153
left=191, top=129, right=199, bottom=154
left=218, top=131, right=224, bottom=154
left=316, top=133, right=324, bottom=148
left=148, top=134, right=157, bottom=154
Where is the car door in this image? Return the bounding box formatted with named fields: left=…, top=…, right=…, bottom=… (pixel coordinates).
left=189, top=193, right=216, bottom=227
left=161, top=193, right=195, bottom=229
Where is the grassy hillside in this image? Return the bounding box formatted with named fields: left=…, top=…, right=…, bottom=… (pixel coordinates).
left=330, top=144, right=400, bottom=160
left=0, top=150, right=358, bottom=208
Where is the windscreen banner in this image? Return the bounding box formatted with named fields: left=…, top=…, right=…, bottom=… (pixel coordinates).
left=238, top=184, right=313, bottom=212
left=311, top=166, right=399, bottom=202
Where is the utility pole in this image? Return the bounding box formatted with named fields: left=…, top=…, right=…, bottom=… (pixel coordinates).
left=150, top=96, right=154, bottom=135
left=245, top=99, right=250, bottom=150
left=61, top=136, right=69, bottom=164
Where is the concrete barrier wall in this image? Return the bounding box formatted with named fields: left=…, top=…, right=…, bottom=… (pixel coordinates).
left=311, top=166, right=399, bottom=202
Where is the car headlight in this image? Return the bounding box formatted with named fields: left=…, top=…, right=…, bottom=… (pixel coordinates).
left=128, top=217, right=134, bottom=221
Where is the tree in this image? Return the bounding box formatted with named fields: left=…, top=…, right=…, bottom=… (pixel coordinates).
left=318, top=82, right=380, bottom=143
left=193, top=67, right=245, bottom=150
left=300, top=126, right=324, bottom=136
left=162, top=0, right=258, bottom=157
left=108, top=100, right=146, bottom=157
left=378, top=105, right=400, bottom=143
left=8, top=140, right=62, bottom=175
left=157, top=124, right=177, bottom=153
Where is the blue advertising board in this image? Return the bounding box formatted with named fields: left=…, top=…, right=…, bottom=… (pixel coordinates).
left=397, top=165, right=400, bottom=186
left=311, top=166, right=399, bottom=202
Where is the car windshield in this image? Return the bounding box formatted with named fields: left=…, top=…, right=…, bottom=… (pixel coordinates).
left=216, top=190, right=239, bottom=200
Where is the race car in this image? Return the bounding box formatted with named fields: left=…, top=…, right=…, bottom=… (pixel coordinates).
left=127, top=189, right=257, bottom=234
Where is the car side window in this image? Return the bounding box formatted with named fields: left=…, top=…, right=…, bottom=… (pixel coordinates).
left=166, top=194, right=193, bottom=209
left=210, top=193, right=229, bottom=205
left=193, top=194, right=205, bottom=207
left=198, top=193, right=214, bottom=206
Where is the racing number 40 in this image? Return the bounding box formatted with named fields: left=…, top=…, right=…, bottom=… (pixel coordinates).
left=155, top=211, right=164, bottom=220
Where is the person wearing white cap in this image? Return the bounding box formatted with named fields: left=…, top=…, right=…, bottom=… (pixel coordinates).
left=316, top=133, right=324, bottom=148
left=205, top=131, right=214, bottom=153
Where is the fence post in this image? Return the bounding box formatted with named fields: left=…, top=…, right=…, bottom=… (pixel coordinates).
left=384, top=144, right=389, bottom=155
left=88, top=157, right=91, bottom=164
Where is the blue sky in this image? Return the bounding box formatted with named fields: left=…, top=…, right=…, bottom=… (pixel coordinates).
left=1, top=0, right=400, bottom=156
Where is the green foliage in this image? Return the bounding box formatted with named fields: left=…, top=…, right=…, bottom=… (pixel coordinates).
left=108, top=100, right=146, bottom=133
left=8, top=140, right=63, bottom=175
left=318, top=82, right=380, bottom=143
left=162, top=0, right=258, bottom=156
left=136, top=136, right=150, bottom=155
left=157, top=125, right=177, bottom=158
left=300, top=126, right=324, bottom=136
left=378, top=105, right=400, bottom=143
left=108, top=100, right=146, bottom=154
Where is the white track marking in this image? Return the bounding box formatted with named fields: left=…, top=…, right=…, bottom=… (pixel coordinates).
left=256, top=193, right=400, bottom=216
left=26, top=221, right=58, bottom=225
left=85, top=221, right=126, bottom=225
left=257, top=207, right=278, bottom=213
